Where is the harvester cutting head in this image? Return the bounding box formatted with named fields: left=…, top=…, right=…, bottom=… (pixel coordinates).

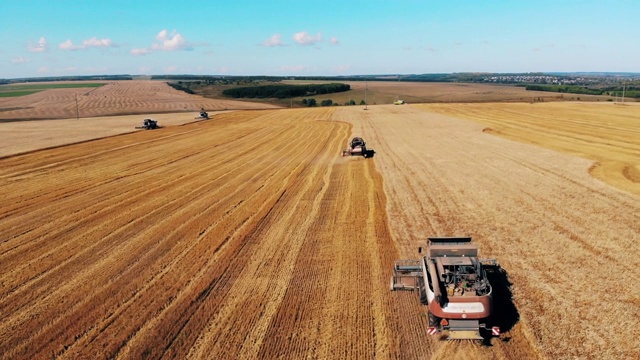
left=136, top=118, right=160, bottom=130
left=342, top=137, right=375, bottom=158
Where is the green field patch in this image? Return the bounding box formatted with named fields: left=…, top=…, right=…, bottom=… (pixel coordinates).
left=0, top=90, right=42, bottom=97
left=0, top=83, right=105, bottom=97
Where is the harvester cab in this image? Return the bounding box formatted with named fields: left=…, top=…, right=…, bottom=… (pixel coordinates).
left=390, top=237, right=501, bottom=340
left=136, top=118, right=160, bottom=130
left=342, top=137, right=376, bottom=158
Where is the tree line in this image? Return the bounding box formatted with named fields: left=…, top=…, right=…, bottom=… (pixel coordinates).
left=167, top=82, right=194, bottom=94
left=222, top=83, right=350, bottom=99
left=525, top=84, right=640, bottom=98
left=301, top=98, right=365, bottom=107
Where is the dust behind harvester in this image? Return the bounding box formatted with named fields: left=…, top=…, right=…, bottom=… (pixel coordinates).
left=391, top=237, right=501, bottom=340
left=342, top=137, right=375, bottom=158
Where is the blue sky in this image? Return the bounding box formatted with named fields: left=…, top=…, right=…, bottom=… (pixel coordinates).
left=1, top=0, right=638, bottom=79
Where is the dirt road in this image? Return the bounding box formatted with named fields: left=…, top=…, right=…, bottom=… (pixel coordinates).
left=1, top=105, right=638, bottom=359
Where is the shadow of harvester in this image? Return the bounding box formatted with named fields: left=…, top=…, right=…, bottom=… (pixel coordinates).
left=482, top=265, right=519, bottom=344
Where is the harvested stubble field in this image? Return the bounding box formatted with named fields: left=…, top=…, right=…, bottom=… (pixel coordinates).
left=0, top=80, right=278, bottom=121
left=282, top=81, right=615, bottom=107
left=1, top=102, right=639, bottom=359
left=415, top=102, right=640, bottom=196
left=0, top=111, right=233, bottom=157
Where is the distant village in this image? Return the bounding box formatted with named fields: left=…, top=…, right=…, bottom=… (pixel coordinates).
left=480, top=74, right=630, bottom=86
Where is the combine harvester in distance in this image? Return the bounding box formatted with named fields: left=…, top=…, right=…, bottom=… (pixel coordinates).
left=136, top=118, right=160, bottom=130
left=195, top=109, right=209, bottom=120
left=391, top=237, right=501, bottom=340
left=342, top=137, right=375, bottom=158
left=393, top=96, right=405, bottom=105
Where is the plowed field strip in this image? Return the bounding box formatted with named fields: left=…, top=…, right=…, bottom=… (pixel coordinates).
left=337, top=105, right=639, bottom=359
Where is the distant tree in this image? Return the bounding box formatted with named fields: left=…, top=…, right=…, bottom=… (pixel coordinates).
left=359, top=100, right=366, bottom=105
left=302, top=99, right=308, bottom=105
left=320, top=99, right=333, bottom=106
left=306, top=98, right=317, bottom=107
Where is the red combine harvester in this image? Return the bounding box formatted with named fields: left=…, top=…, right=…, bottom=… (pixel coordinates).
left=342, top=137, right=375, bottom=158
left=391, top=237, right=501, bottom=340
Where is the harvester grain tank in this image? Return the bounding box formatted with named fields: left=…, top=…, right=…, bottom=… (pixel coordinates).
left=391, top=237, right=500, bottom=340
left=342, top=137, right=375, bottom=158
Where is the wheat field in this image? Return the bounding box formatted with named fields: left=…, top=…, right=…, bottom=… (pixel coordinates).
left=416, top=102, right=640, bottom=196
left=0, top=80, right=278, bottom=121
left=1, top=87, right=638, bottom=359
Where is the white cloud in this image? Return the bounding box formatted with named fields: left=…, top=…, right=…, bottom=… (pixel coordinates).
left=12, top=56, right=31, bottom=64
left=329, top=36, right=340, bottom=46
left=60, top=37, right=116, bottom=50
left=165, top=65, right=178, bottom=72
left=152, top=29, right=192, bottom=51
left=38, top=66, right=48, bottom=73
left=131, top=47, right=152, bottom=56
left=28, top=37, right=48, bottom=53
left=261, top=34, right=286, bottom=47
left=82, top=37, right=114, bottom=48
left=59, top=39, right=83, bottom=50
left=156, top=30, right=168, bottom=41
left=293, top=31, right=322, bottom=46
left=130, top=29, right=195, bottom=56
